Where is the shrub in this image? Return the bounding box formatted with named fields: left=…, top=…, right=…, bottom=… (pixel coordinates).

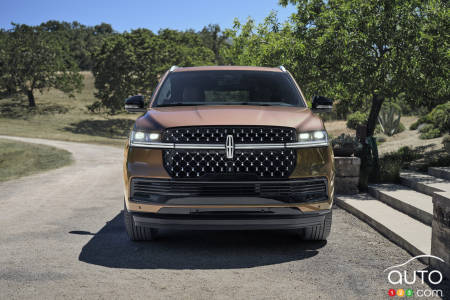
left=375, top=146, right=423, bottom=183
left=346, top=111, right=368, bottom=130
left=378, top=102, right=404, bottom=136
left=410, top=121, right=420, bottom=130
left=378, top=156, right=402, bottom=183
left=420, top=127, right=441, bottom=139
left=430, top=102, right=450, bottom=132
left=410, top=101, right=450, bottom=136
left=397, top=146, right=423, bottom=162
left=419, top=124, right=434, bottom=133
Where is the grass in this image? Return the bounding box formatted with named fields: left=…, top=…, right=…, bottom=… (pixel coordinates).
left=0, top=138, right=73, bottom=181
left=0, top=72, right=136, bottom=147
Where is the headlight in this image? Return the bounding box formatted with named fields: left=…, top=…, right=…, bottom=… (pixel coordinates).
left=297, top=130, right=328, bottom=143
left=130, top=130, right=161, bottom=144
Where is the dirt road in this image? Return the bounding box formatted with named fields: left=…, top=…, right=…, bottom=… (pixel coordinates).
left=0, top=136, right=441, bottom=299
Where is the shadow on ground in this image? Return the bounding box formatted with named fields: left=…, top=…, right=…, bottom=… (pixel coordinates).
left=0, top=97, right=68, bottom=119
left=77, top=212, right=325, bottom=269
left=63, top=119, right=135, bottom=139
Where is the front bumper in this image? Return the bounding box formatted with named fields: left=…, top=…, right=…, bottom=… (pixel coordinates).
left=131, top=209, right=331, bottom=230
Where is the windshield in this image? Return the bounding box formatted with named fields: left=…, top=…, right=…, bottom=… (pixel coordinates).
left=152, top=70, right=306, bottom=107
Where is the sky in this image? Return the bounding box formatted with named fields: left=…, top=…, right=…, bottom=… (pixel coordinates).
left=1, top=0, right=297, bottom=32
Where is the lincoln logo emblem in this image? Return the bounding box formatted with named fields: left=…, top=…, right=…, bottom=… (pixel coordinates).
left=226, top=135, right=234, bottom=159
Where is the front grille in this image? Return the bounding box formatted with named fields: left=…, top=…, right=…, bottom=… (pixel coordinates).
left=163, top=149, right=296, bottom=179
left=131, top=177, right=328, bottom=203
left=162, top=126, right=297, bottom=144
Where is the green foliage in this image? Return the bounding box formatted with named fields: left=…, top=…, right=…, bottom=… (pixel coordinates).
left=410, top=121, right=420, bottom=130
left=413, top=101, right=450, bottom=138
left=226, top=1, right=448, bottom=120
left=378, top=156, right=402, bottom=183
left=199, top=24, right=228, bottom=64
left=376, top=146, right=423, bottom=182
left=427, top=102, right=450, bottom=132
left=419, top=126, right=441, bottom=139
left=91, top=28, right=215, bottom=113
left=378, top=102, right=404, bottom=136
left=39, top=21, right=114, bottom=70
left=0, top=24, right=83, bottom=107
left=346, top=111, right=368, bottom=130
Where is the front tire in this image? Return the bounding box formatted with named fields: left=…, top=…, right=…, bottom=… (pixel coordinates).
left=124, top=201, right=158, bottom=241
left=301, top=211, right=332, bottom=241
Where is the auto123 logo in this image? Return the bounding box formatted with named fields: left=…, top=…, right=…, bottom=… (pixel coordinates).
left=384, top=255, right=445, bottom=298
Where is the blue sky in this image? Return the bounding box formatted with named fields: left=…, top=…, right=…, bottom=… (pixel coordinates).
left=1, top=0, right=297, bottom=32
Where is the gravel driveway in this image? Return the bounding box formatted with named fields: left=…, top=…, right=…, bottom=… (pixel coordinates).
left=0, top=136, right=443, bottom=299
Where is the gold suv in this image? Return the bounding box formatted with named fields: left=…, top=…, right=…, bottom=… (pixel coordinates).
left=123, top=66, right=335, bottom=241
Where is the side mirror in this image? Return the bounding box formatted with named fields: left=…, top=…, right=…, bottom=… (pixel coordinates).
left=125, top=95, right=146, bottom=113
left=311, top=95, right=333, bottom=112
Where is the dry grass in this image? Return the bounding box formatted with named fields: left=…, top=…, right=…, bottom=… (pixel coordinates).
left=0, top=72, right=137, bottom=147
left=378, top=116, right=444, bottom=154
left=324, top=120, right=355, bottom=138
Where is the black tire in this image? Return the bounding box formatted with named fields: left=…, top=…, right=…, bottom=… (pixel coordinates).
left=301, top=211, right=332, bottom=241
left=124, top=201, right=157, bottom=241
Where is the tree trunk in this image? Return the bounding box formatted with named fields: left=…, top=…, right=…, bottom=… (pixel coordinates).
left=27, top=90, right=36, bottom=107
left=359, top=93, right=384, bottom=190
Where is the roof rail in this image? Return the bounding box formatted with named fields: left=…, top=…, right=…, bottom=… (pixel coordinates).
left=169, top=65, right=179, bottom=72
left=279, top=66, right=287, bottom=72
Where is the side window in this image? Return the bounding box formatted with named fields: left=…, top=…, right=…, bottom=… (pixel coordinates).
left=156, top=77, right=172, bottom=105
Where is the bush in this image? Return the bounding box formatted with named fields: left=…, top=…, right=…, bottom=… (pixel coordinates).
left=397, top=146, right=423, bottom=162
left=411, top=101, right=450, bottom=137
left=375, top=146, right=423, bottom=183
left=420, top=127, right=441, bottom=139
left=410, top=121, right=420, bottom=130
left=419, top=124, right=441, bottom=139
left=419, top=124, right=434, bottom=133
left=378, top=156, right=402, bottom=183
left=346, top=111, right=368, bottom=130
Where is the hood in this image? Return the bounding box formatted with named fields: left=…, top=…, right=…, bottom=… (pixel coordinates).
left=135, top=105, right=324, bottom=132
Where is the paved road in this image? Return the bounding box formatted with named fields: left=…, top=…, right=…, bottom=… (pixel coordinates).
left=0, top=136, right=444, bottom=299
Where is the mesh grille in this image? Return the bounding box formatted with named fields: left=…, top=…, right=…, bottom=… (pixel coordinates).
left=163, top=149, right=296, bottom=179
left=131, top=177, right=328, bottom=203
left=162, top=126, right=297, bottom=144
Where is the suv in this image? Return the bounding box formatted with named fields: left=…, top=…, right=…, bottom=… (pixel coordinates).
left=123, top=66, right=335, bottom=241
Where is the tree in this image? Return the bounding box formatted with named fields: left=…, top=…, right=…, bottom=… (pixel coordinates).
left=39, top=21, right=115, bottom=70
left=0, top=24, right=82, bottom=107
left=92, top=28, right=215, bottom=113
left=199, top=24, right=229, bottom=64
left=280, top=0, right=448, bottom=186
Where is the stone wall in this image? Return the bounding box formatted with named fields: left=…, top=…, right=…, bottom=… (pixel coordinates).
left=431, top=191, right=450, bottom=279
left=335, top=157, right=360, bottom=195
